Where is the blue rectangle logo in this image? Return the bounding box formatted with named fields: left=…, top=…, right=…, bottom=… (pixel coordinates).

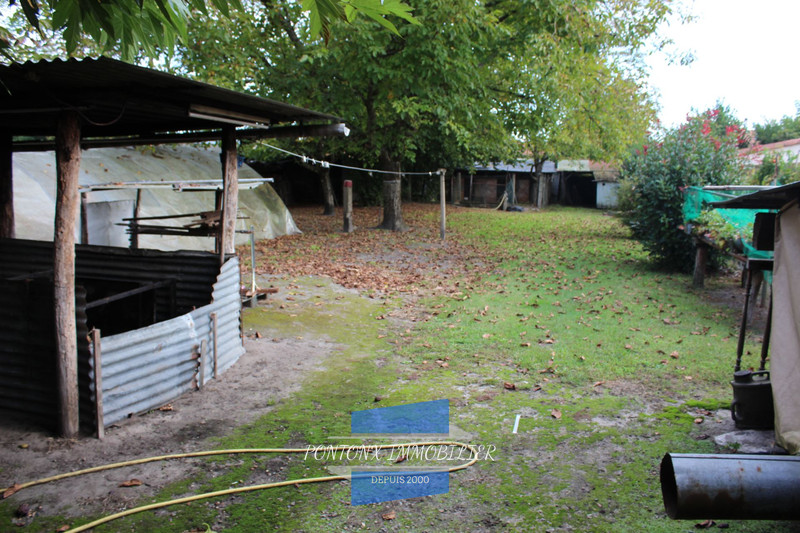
left=351, top=399, right=449, bottom=434
left=351, top=470, right=449, bottom=505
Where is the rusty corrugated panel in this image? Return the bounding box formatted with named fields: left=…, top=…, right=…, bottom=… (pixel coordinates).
left=99, top=258, right=243, bottom=425
left=0, top=279, right=92, bottom=433
left=0, top=238, right=218, bottom=316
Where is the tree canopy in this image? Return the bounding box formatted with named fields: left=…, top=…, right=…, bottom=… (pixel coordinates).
left=754, top=105, right=800, bottom=145
left=0, top=0, right=416, bottom=60
left=179, top=0, right=673, bottom=224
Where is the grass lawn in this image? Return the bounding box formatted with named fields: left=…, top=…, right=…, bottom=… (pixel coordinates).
left=7, top=204, right=790, bottom=532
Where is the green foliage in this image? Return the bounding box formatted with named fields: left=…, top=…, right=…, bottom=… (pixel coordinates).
left=621, top=106, right=745, bottom=271
left=693, top=209, right=750, bottom=251
left=749, top=151, right=800, bottom=186
left=180, top=0, right=670, bottom=203
left=495, top=0, right=669, bottom=166
left=754, top=104, right=800, bottom=144
left=0, top=0, right=416, bottom=62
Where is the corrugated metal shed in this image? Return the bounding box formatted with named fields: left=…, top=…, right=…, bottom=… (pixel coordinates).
left=97, top=257, right=244, bottom=425
left=472, top=160, right=557, bottom=174
left=0, top=57, right=341, bottom=139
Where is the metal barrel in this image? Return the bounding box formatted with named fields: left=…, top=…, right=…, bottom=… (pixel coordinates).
left=660, top=453, right=800, bottom=520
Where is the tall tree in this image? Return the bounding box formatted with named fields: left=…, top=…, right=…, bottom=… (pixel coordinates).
left=181, top=0, right=672, bottom=229
left=182, top=0, right=516, bottom=230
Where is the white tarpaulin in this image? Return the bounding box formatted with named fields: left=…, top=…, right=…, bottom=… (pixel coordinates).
left=13, top=144, right=299, bottom=251
left=772, top=202, right=800, bottom=454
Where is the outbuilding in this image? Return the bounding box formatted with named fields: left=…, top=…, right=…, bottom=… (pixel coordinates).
left=0, top=58, right=345, bottom=437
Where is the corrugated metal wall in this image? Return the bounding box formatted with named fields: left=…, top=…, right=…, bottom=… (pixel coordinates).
left=97, top=257, right=244, bottom=426
left=0, top=280, right=93, bottom=432
left=0, top=238, right=218, bottom=318
left=0, top=239, right=238, bottom=434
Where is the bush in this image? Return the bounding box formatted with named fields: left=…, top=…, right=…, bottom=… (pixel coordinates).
left=620, top=107, right=745, bottom=271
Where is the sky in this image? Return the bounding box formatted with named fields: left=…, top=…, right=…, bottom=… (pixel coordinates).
left=645, top=0, right=800, bottom=128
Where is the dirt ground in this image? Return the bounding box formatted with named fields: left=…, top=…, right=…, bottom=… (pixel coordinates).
left=0, top=206, right=776, bottom=531
left=0, top=290, right=343, bottom=522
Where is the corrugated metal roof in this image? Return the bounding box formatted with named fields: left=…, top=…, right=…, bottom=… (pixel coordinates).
left=0, top=58, right=341, bottom=139
left=712, top=182, right=800, bottom=210
left=472, top=159, right=557, bottom=173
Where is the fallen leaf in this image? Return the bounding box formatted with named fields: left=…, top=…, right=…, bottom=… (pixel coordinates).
left=695, top=519, right=716, bottom=529
left=439, top=362, right=449, bottom=368
left=482, top=333, right=492, bottom=339
left=684, top=376, right=693, bottom=381
left=503, top=382, right=516, bottom=390
left=56, top=526, right=71, bottom=532
left=14, top=503, right=31, bottom=517
left=158, top=404, right=173, bottom=412
left=550, top=409, right=562, bottom=419
left=18, top=443, right=28, bottom=449
left=119, top=479, right=143, bottom=487
left=255, top=331, right=262, bottom=339
left=593, top=381, right=605, bottom=387
left=670, top=351, right=680, bottom=359
left=382, top=511, right=396, bottom=520
left=394, top=455, right=407, bottom=464
left=694, top=417, right=704, bottom=424
left=2, top=483, right=22, bottom=499
left=520, top=342, right=531, bottom=347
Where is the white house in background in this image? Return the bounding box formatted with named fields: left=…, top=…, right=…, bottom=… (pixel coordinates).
left=739, top=138, right=800, bottom=167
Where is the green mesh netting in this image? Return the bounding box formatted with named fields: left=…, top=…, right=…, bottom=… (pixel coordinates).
left=683, top=186, right=774, bottom=264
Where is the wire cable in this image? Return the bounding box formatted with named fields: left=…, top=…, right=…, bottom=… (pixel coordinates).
left=3, top=441, right=478, bottom=533
left=258, top=141, right=441, bottom=177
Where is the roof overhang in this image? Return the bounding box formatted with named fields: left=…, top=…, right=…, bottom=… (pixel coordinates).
left=711, top=182, right=800, bottom=211
left=0, top=57, right=345, bottom=150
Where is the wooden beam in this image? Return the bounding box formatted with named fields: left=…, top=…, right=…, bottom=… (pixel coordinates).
left=12, top=123, right=349, bottom=152
left=54, top=111, right=81, bottom=438
left=0, top=132, right=13, bottom=238
left=219, top=126, right=238, bottom=262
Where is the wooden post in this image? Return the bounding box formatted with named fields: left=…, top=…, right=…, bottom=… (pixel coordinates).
left=211, top=312, right=218, bottom=379
left=91, top=329, right=104, bottom=440
left=219, top=126, right=238, bottom=263
left=80, top=191, right=89, bottom=244
left=198, top=339, right=207, bottom=389
left=130, top=189, right=141, bottom=250
left=54, top=111, right=81, bottom=438
left=439, top=169, right=446, bottom=240
left=343, top=180, right=354, bottom=233
left=692, top=242, right=708, bottom=288
left=0, top=132, right=13, bottom=239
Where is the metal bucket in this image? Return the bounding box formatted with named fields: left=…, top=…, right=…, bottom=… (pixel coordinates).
left=731, top=370, right=774, bottom=430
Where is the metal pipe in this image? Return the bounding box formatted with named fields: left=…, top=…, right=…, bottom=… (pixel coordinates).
left=660, top=453, right=800, bottom=520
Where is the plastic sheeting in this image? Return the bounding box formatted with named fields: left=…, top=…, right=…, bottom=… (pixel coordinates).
left=12, top=144, right=299, bottom=251
left=772, top=203, right=800, bottom=454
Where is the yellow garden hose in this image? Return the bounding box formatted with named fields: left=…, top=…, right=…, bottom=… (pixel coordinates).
left=3, top=441, right=478, bottom=532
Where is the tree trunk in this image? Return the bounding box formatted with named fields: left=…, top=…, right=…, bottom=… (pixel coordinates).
left=533, top=158, right=547, bottom=208
left=320, top=166, right=335, bottom=216
left=54, top=111, right=81, bottom=438
left=378, top=155, right=407, bottom=231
